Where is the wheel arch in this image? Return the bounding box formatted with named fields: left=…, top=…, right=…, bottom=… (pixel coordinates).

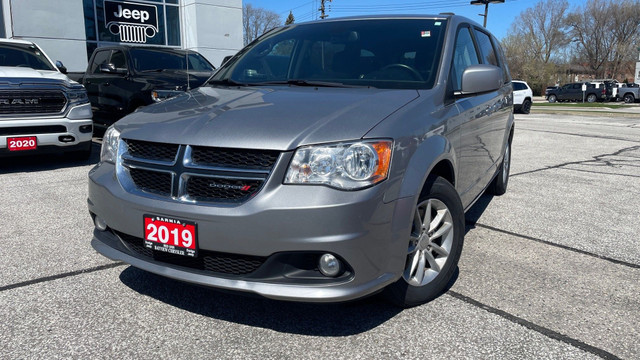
left=393, top=135, right=457, bottom=202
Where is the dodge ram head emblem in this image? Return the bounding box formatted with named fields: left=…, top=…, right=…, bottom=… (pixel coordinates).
left=104, top=0, right=159, bottom=44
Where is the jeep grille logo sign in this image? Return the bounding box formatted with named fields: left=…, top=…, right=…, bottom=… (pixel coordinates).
left=104, top=0, right=159, bottom=44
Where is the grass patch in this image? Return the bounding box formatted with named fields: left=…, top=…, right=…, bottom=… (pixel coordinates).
left=533, top=102, right=629, bottom=108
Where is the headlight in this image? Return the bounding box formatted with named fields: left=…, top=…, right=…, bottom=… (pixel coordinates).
left=67, top=88, right=89, bottom=105
left=151, top=89, right=184, bottom=102
left=285, top=140, right=392, bottom=190
left=100, top=126, right=120, bottom=163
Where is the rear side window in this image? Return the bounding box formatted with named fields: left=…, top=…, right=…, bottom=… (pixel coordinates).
left=473, top=29, right=498, bottom=66
left=513, top=82, right=526, bottom=91
left=450, top=27, right=480, bottom=92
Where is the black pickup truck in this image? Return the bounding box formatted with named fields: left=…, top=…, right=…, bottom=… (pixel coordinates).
left=545, top=82, right=610, bottom=103
left=69, top=46, right=215, bottom=126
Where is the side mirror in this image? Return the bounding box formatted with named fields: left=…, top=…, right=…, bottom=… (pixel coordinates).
left=221, top=55, right=233, bottom=66
left=55, top=60, right=67, bottom=74
left=100, top=63, right=126, bottom=75
left=457, top=65, right=503, bottom=95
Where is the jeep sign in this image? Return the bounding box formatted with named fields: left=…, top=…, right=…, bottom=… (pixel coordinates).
left=104, top=0, right=159, bottom=43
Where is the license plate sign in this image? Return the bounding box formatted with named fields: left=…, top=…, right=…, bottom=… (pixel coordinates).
left=144, top=215, right=197, bottom=257
left=7, top=136, right=37, bottom=151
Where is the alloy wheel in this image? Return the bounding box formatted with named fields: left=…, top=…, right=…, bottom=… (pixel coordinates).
left=404, top=198, right=454, bottom=286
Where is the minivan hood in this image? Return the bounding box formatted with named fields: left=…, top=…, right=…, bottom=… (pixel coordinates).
left=117, top=86, right=419, bottom=150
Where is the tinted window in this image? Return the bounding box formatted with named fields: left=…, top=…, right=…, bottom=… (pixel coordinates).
left=0, top=43, right=56, bottom=71
left=130, top=49, right=214, bottom=72
left=450, top=26, right=480, bottom=92
left=91, top=50, right=111, bottom=74
left=213, top=19, right=448, bottom=89
left=110, top=50, right=127, bottom=69
left=474, top=29, right=498, bottom=66
left=513, top=82, right=526, bottom=91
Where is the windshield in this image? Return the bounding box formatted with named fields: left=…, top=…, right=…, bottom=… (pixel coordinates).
left=0, top=43, right=56, bottom=71
left=130, top=49, right=214, bottom=72
left=212, top=19, right=447, bottom=89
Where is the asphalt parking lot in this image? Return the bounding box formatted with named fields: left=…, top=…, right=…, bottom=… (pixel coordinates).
left=1, top=111, right=638, bottom=359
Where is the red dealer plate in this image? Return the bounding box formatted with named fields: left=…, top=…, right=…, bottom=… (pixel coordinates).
left=7, top=136, right=37, bottom=151
left=143, top=215, right=198, bottom=257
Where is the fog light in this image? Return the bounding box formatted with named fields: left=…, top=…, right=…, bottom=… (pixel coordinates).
left=94, top=216, right=107, bottom=231
left=318, top=254, right=341, bottom=277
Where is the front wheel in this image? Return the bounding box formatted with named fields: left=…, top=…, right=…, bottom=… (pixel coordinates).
left=548, top=95, right=557, bottom=103
left=623, top=93, right=635, bottom=103
left=384, top=177, right=464, bottom=308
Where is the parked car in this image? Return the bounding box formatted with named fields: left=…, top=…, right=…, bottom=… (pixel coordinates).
left=0, top=38, right=93, bottom=158
left=71, top=46, right=215, bottom=127
left=89, top=15, right=514, bottom=307
left=546, top=82, right=608, bottom=103
left=616, top=83, right=640, bottom=103
left=512, top=80, right=533, bottom=114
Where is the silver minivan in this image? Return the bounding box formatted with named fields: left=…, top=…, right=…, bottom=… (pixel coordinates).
left=89, top=15, right=514, bottom=307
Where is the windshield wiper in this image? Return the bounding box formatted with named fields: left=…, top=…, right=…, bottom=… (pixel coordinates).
left=246, top=79, right=365, bottom=88
left=208, top=78, right=248, bottom=86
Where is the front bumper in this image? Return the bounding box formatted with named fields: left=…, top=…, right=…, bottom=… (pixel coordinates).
left=0, top=103, right=93, bottom=156
left=88, top=161, right=415, bottom=302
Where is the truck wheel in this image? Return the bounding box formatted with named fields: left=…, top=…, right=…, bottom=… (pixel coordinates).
left=587, top=94, right=597, bottom=103
left=548, top=95, right=557, bottom=103
left=624, top=93, right=635, bottom=103
left=384, top=176, right=464, bottom=308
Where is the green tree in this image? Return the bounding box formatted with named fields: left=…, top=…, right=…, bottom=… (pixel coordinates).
left=285, top=11, right=295, bottom=25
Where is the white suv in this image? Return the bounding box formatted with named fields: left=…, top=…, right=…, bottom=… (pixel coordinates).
left=512, top=80, right=533, bottom=114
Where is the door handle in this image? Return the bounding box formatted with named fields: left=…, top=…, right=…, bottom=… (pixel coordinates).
left=104, top=82, right=110, bottom=86
left=85, top=80, right=91, bottom=84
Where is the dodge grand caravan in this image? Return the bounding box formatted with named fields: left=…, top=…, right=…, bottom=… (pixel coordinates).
left=89, top=15, right=514, bottom=307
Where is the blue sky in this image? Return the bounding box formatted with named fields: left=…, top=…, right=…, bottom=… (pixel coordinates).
left=246, top=0, right=588, bottom=40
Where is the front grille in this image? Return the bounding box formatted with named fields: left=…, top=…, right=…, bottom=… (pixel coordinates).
left=186, top=177, right=263, bottom=202
left=191, top=146, right=279, bottom=170
left=129, top=168, right=172, bottom=196
left=125, top=139, right=179, bottom=162
left=120, top=140, right=279, bottom=204
left=0, top=90, right=67, bottom=115
left=116, top=231, right=266, bottom=275
left=0, top=125, right=66, bottom=136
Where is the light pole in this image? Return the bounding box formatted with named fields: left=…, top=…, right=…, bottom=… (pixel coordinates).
left=470, top=0, right=505, bottom=27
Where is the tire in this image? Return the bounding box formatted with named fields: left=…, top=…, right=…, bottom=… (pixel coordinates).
left=521, top=99, right=531, bottom=114
left=488, top=137, right=511, bottom=195
left=587, top=93, right=597, bottom=103
left=67, top=141, right=93, bottom=161
left=548, top=94, right=557, bottom=103
left=384, top=176, right=465, bottom=308
left=623, top=93, right=635, bottom=103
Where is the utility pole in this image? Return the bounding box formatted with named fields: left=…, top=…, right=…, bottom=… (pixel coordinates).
left=470, top=0, right=504, bottom=27
left=319, top=0, right=332, bottom=20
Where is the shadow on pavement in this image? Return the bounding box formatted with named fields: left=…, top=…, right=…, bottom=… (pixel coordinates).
left=119, top=266, right=403, bottom=336
left=464, top=193, right=494, bottom=234
left=0, top=141, right=100, bottom=174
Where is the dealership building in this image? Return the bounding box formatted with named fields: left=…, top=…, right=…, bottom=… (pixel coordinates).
left=0, top=0, right=243, bottom=71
